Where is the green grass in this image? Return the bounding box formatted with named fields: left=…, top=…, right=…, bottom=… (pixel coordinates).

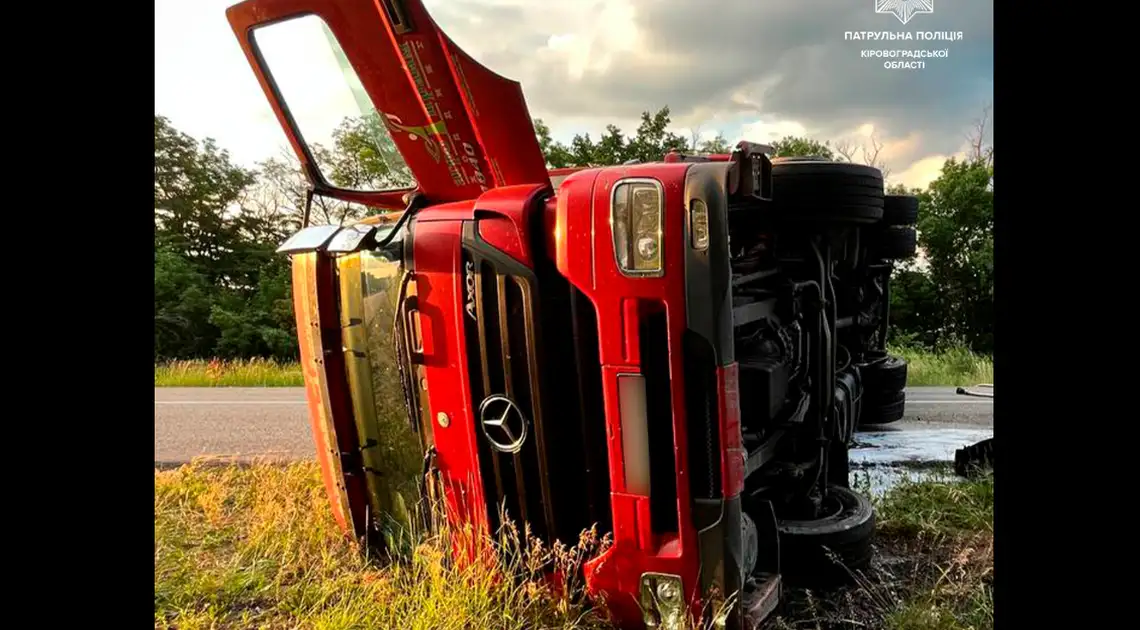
left=877, top=473, right=994, bottom=538
left=875, top=475, right=994, bottom=630
left=156, top=347, right=992, bottom=388
left=890, top=345, right=993, bottom=387
left=155, top=359, right=304, bottom=387
left=155, top=463, right=993, bottom=630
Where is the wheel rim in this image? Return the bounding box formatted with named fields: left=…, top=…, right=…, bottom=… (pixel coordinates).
left=816, top=492, right=845, bottom=521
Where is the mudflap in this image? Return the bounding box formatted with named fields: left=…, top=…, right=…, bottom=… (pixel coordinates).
left=694, top=496, right=745, bottom=629
left=697, top=495, right=784, bottom=629
left=743, top=499, right=782, bottom=629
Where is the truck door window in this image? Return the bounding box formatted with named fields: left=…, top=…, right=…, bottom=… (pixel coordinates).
left=251, top=15, right=415, bottom=192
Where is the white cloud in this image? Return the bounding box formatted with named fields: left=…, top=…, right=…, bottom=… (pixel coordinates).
left=737, top=119, right=809, bottom=144
left=554, top=1, right=642, bottom=79
left=155, top=0, right=287, bottom=165
left=155, top=0, right=990, bottom=187
left=892, top=154, right=958, bottom=189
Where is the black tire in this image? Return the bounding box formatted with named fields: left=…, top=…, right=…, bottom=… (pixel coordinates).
left=882, top=195, right=919, bottom=225
left=771, top=161, right=884, bottom=225
left=859, top=389, right=906, bottom=426
left=869, top=226, right=917, bottom=259
left=777, top=486, right=875, bottom=588
left=954, top=437, right=994, bottom=478
left=771, top=155, right=831, bottom=163
left=861, top=354, right=908, bottom=394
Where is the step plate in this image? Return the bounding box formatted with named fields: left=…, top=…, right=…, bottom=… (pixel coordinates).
left=744, top=574, right=782, bottom=629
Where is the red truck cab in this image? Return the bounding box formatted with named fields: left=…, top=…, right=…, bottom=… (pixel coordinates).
left=226, top=1, right=916, bottom=627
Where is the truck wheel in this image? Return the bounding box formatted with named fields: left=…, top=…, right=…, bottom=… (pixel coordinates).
left=882, top=194, right=919, bottom=225
left=771, top=161, right=884, bottom=224
left=860, top=354, right=908, bottom=394
left=771, top=155, right=831, bottom=163
left=777, top=486, right=875, bottom=588
left=869, top=226, right=917, bottom=259
left=859, top=389, right=906, bottom=426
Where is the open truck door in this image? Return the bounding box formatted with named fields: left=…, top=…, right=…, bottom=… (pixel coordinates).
left=226, top=0, right=551, bottom=210
left=226, top=0, right=552, bottom=542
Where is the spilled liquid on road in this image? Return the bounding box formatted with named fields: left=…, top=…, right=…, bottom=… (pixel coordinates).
left=849, top=426, right=993, bottom=496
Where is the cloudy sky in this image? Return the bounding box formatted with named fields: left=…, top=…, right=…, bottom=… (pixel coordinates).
left=155, top=0, right=992, bottom=189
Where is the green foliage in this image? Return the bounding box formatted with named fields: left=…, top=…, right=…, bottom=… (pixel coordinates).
left=154, top=116, right=298, bottom=362
left=155, top=104, right=995, bottom=362
left=914, top=158, right=994, bottom=353
left=324, top=111, right=414, bottom=190
left=208, top=258, right=298, bottom=360
left=626, top=107, right=690, bottom=163
left=888, top=266, right=942, bottom=348
left=770, top=135, right=835, bottom=160
left=533, top=118, right=573, bottom=168
left=154, top=240, right=217, bottom=360
left=155, top=116, right=257, bottom=285
left=533, top=106, right=689, bottom=167
left=155, top=110, right=412, bottom=362
left=698, top=132, right=731, bottom=154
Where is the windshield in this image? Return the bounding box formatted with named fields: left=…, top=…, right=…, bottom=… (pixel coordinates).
left=252, top=14, right=416, bottom=192
left=337, top=249, right=432, bottom=551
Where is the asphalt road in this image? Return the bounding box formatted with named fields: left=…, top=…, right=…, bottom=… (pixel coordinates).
left=154, top=386, right=993, bottom=466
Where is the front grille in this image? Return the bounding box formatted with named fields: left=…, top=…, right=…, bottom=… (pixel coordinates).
left=462, top=223, right=612, bottom=546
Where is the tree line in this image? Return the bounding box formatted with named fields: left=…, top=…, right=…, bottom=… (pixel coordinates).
left=154, top=106, right=993, bottom=362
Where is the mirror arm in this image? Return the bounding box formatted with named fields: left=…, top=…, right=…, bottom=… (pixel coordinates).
left=302, top=187, right=316, bottom=228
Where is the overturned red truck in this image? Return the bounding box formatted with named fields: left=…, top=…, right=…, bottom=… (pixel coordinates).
left=226, top=0, right=919, bottom=627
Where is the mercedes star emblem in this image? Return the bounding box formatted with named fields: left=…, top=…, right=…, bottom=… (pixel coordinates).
left=478, top=395, right=529, bottom=453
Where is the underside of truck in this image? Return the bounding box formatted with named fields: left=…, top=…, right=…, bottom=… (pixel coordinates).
left=225, top=0, right=919, bottom=628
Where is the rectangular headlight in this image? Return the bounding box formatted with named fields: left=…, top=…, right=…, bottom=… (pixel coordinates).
left=611, top=179, right=664, bottom=276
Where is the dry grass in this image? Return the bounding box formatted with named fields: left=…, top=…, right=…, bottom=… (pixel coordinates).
left=155, top=460, right=618, bottom=629
left=154, top=359, right=304, bottom=387
left=882, top=534, right=993, bottom=630
left=155, top=463, right=993, bottom=630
